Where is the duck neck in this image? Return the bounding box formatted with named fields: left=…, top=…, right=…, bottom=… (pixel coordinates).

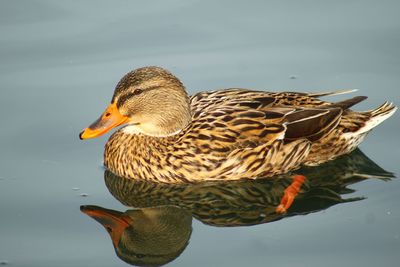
left=126, top=97, right=192, bottom=137
left=137, top=110, right=191, bottom=137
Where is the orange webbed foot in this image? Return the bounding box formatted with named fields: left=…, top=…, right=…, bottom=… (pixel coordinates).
left=276, top=175, right=306, bottom=214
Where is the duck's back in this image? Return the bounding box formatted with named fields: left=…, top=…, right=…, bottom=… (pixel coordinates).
left=187, top=88, right=344, bottom=146
left=187, top=88, right=396, bottom=168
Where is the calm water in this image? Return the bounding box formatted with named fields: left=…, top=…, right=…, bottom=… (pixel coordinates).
left=1, top=1, right=399, bottom=266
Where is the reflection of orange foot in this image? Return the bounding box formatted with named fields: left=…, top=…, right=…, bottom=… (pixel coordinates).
left=276, top=175, right=306, bottom=214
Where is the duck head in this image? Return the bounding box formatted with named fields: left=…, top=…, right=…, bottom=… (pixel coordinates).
left=79, top=66, right=191, bottom=139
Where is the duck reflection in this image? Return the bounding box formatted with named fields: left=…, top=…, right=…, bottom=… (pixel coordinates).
left=80, top=205, right=192, bottom=266
left=81, top=149, right=393, bottom=266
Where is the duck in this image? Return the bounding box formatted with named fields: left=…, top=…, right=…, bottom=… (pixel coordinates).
left=79, top=66, right=397, bottom=183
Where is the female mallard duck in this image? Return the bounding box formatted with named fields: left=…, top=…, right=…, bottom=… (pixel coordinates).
left=80, top=66, right=396, bottom=183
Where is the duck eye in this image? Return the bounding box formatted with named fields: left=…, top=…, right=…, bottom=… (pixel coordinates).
left=133, top=88, right=143, bottom=95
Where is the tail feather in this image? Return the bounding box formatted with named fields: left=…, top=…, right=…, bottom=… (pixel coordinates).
left=356, top=102, right=397, bottom=134
left=369, top=101, right=397, bottom=117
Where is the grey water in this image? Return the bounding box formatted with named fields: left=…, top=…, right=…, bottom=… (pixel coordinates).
left=1, top=0, right=399, bottom=266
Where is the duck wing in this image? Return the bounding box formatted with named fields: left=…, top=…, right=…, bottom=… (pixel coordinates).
left=187, top=88, right=350, bottom=149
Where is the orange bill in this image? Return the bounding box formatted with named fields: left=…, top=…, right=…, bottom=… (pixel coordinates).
left=79, top=102, right=129, bottom=139
left=81, top=205, right=133, bottom=247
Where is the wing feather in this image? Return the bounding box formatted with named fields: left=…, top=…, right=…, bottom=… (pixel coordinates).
left=186, top=88, right=359, bottom=153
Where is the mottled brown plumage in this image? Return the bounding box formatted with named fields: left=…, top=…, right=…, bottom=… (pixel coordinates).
left=80, top=66, right=397, bottom=183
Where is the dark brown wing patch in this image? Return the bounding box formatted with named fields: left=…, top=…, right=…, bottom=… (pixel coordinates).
left=284, top=108, right=342, bottom=142
left=331, top=96, right=368, bottom=110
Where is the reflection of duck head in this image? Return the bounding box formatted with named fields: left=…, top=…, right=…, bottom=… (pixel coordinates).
left=81, top=205, right=192, bottom=266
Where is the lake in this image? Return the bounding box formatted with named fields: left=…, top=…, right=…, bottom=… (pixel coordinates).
left=0, top=1, right=399, bottom=266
